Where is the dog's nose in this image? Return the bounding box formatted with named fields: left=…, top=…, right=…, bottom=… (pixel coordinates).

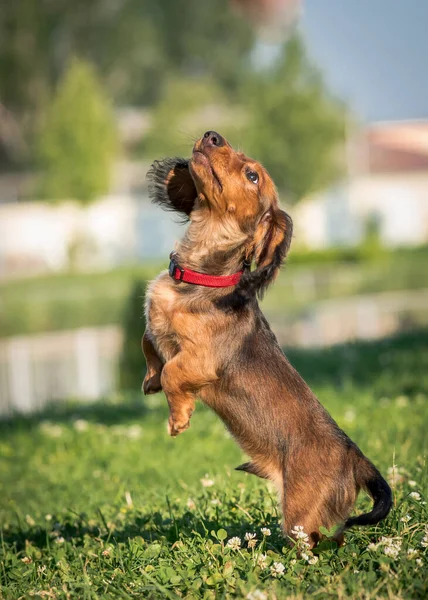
left=202, top=130, right=225, bottom=148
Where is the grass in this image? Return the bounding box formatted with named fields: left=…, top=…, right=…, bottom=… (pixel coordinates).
left=0, top=330, right=427, bottom=599
left=1, top=247, right=428, bottom=337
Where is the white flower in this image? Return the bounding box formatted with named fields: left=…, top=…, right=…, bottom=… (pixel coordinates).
left=308, top=555, right=319, bottom=565
left=73, top=419, right=89, bottom=432
left=260, top=527, right=271, bottom=537
left=45, top=514, right=52, bottom=521
left=407, top=548, right=418, bottom=559
left=400, top=514, right=411, bottom=523
left=186, top=498, right=196, bottom=510
left=408, top=480, right=417, bottom=487
left=301, top=552, right=310, bottom=561
left=256, top=553, right=268, bottom=569
left=416, top=558, right=423, bottom=567
left=25, top=515, right=35, bottom=526
left=211, top=498, right=220, bottom=505
left=384, top=545, right=400, bottom=558
left=21, top=556, right=32, bottom=564
left=368, top=543, right=378, bottom=551
left=126, top=425, right=142, bottom=439
left=55, top=536, right=65, bottom=544
left=291, top=525, right=309, bottom=541
left=409, top=492, right=421, bottom=501
left=245, top=532, right=256, bottom=541
left=421, top=535, right=428, bottom=548
left=226, top=536, right=241, bottom=550
left=344, top=409, right=356, bottom=423
left=246, top=591, right=267, bottom=600
left=200, top=475, right=215, bottom=488
left=270, top=561, right=285, bottom=577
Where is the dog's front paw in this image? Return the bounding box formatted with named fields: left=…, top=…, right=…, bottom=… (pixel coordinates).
left=167, top=415, right=190, bottom=437
left=142, top=373, right=162, bottom=395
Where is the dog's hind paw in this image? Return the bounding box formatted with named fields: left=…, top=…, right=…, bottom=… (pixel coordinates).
left=142, top=374, right=162, bottom=395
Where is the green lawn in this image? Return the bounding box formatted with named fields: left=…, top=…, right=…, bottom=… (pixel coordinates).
left=0, top=330, right=427, bottom=599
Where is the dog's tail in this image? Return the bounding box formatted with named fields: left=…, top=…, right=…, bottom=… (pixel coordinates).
left=345, top=454, right=392, bottom=529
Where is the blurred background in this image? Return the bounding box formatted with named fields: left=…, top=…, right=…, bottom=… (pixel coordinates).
left=1, top=0, right=428, bottom=417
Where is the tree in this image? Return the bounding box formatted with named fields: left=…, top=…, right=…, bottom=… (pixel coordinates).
left=242, top=33, right=346, bottom=203
left=37, top=58, right=117, bottom=203
left=118, top=280, right=147, bottom=393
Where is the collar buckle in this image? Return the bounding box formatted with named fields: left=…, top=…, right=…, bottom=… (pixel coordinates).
left=169, top=252, right=185, bottom=282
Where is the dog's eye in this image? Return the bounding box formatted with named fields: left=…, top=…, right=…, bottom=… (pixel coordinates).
left=246, top=170, right=259, bottom=184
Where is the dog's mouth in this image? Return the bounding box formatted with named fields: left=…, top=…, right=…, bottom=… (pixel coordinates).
left=192, top=149, right=223, bottom=191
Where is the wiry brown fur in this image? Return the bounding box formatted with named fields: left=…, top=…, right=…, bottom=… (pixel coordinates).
left=143, top=131, right=392, bottom=546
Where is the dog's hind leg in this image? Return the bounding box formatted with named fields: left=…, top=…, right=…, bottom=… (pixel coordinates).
left=142, top=330, right=164, bottom=394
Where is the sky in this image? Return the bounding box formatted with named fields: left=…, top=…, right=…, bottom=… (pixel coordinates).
left=300, top=0, right=428, bottom=123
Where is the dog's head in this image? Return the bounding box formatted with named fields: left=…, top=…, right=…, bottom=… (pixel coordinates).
left=147, top=131, right=293, bottom=298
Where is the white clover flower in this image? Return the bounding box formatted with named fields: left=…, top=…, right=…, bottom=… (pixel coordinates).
left=307, top=555, right=318, bottom=565
left=410, top=492, right=421, bottom=501
left=416, top=558, right=423, bottom=567
left=55, top=536, right=65, bottom=544
left=45, top=514, right=52, bottom=521
left=256, top=553, right=268, bottom=569
left=260, top=527, right=271, bottom=537
left=291, top=525, right=309, bottom=541
left=245, top=532, right=257, bottom=541
left=126, top=425, right=142, bottom=439
left=73, top=419, right=89, bottom=432
left=420, top=535, right=428, bottom=548
left=384, top=545, right=400, bottom=558
left=246, top=591, right=267, bottom=600
left=270, top=561, right=285, bottom=577
left=400, top=514, right=411, bottom=523
left=344, top=409, right=356, bottom=423
left=367, top=542, right=378, bottom=551
left=21, top=556, right=32, bottom=564
left=226, top=536, right=241, bottom=550
left=408, top=480, right=417, bottom=487
left=200, top=474, right=215, bottom=488
left=186, top=498, right=196, bottom=510
left=407, top=548, right=418, bottom=559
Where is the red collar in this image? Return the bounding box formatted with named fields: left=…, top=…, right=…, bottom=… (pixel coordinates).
left=168, top=252, right=243, bottom=288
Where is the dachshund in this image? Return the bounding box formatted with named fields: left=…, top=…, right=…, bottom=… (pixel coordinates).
left=142, top=130, right=392, bottom=546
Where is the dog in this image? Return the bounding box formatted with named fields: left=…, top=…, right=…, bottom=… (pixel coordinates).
left=142, top=130, right=392, bottom=546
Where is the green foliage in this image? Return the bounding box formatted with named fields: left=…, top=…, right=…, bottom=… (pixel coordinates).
left=0, top=331, right=427, bottom=598
left=242, top=33, right=346, bottom=203
left=0, top=1, right=253, bottom=117
left=118, top=280, right=147, bottom=392
left=37, top=58, right=118, bottom=203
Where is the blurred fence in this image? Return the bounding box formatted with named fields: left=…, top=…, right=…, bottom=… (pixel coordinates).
left=1, top=289, right=427, bottom=418
left=0, top=326, right=122, bottom=417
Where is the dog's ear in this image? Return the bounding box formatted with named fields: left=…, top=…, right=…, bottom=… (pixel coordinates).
left=236, top=207, right=293, bottom=302
left=147, top=157, right=197, bottom=221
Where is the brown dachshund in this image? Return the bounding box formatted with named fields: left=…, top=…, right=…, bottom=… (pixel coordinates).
left=142, top=130, right=392, bottom=546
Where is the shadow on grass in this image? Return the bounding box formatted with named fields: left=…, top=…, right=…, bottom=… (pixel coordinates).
left=0, top=394, right=164, bottom=433
left=0, top=510, right=283, bottom=553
